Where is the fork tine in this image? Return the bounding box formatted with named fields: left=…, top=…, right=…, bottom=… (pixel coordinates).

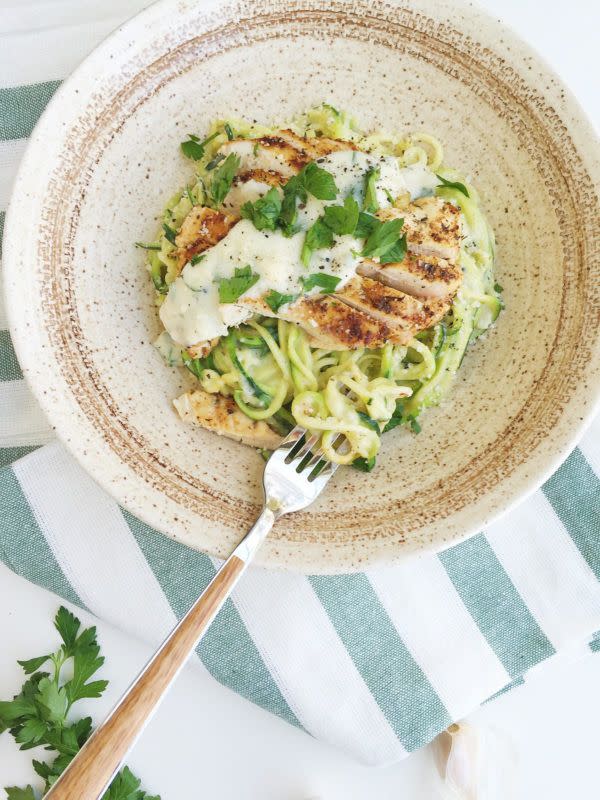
left=289, top=433, right=320, bottom=465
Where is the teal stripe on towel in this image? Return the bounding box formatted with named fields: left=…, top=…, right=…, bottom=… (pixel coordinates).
left=0, top=465, right=81, bottom=606
left=440, top=534, right=555, bottom=676
left=0, top=80, right=61, bottom=140
left=543, top=448, right=600, bottom=580
left=311, top=573, right=451, bottom=751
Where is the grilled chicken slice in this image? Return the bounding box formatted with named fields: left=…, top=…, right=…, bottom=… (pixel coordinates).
left=173, top=389, right=281, bottom=449
left=174, top=207, right=237, bottom=268
left=357, top=252, right=462, bottom=300
left=236, top=292, right=397, bottom=349
left=219, top=134, right=309, bottom=178
left=219, top=129, right=355, bottom=180
left=334, top=276, right=433, bottom=336
left=378, top=197, right=461, bottom=262
left=221, top=169, right=283, bottom=215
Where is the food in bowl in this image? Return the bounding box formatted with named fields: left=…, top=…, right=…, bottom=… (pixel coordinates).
left=139, top=105, right=502, bottom=470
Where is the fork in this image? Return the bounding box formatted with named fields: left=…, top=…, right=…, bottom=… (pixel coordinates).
left=44, top=426, right=337, bottom=800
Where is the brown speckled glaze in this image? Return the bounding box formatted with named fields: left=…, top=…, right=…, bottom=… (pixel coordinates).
left=4, top=0, right=600, bottom=572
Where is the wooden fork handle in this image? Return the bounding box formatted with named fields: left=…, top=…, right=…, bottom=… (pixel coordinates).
left=44, top=555, right=246, bottom=800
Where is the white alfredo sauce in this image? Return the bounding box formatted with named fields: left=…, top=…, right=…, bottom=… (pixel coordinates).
left=160, top=149, right=438, bottom=347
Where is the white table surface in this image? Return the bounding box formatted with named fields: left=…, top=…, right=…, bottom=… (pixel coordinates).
left=1, top=1, right=599, bottom=797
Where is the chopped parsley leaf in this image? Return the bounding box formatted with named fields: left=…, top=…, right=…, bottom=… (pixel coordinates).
left=209, top=153, right=240, bottom=207
left=357, top=411, right=380, bottom=432
left=322, top=195, right=359, bottom=236
left=224, top=122, right=235, bottom=140
left=300, top=162, right=338, bottom=200
left=435, top=174, right=470, bottom=197
left=134, top=241, right=161, bottom=250
left=352, top=456, right=377, bottom=472
left=162, top=223, right=177, bottom=244
left=180, top=130, right=220, bottom=161
left=190, top=253, right=205, bottom=265
left=265, top=290, right=297, bottom=313
left=206, top=152, right=225, bottom=171
left=363, top=167, right=380, bottom=214
left=410, top=418, right=422, bottom=434
left=217, top=265, right=259, bottom=303
left=240, top=187, right=282, bottom=231
left=360, top=218, right=404, bottom=260
left=300, top=272, right=341, bottom=293
left=301, top=219, right=334, bottom=266
left=379, top=234, right=407, bottom=264
left=354, top=211, right=379, bottom=239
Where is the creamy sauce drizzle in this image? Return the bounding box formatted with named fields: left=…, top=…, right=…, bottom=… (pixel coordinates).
left=160, top=149, right=439, bottom=347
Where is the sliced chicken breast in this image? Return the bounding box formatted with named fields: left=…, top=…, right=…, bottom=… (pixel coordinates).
left=219, top=135, right=309, bottom=178
left=221, top=169, right=283, bottom=215
left=219, top=130, right=356, bottom=181
left=357, top=252, right=462, bottom=300
left=378, top=197, right=461, bottom=262
left=334, top=276, right=429, bottom=334
left=173, top=389, right=281, bottom=449
left=237, top=292, right=402, bottom=350
left=174, top=207, right=237, bottom=268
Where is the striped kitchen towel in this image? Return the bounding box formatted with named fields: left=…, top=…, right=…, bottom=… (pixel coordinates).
left=1, top=0, right=600, bottom=766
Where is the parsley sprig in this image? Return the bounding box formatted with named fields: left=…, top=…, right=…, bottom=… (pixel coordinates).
left=209, top=153, right=241, bottom=207
left=0, top=607, right=159, bottom=800
left=241, top=161, right=339, bottom=238
left=217, top=265, right=259, bottom=303
left=180, top=130, right=220, bottom=161
left=435, top=174, right=470, bottom=197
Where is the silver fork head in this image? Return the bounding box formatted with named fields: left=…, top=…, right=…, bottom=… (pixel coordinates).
left=263, top=426, right=339, bottom=516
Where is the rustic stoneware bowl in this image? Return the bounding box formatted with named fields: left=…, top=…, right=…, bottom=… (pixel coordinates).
left=4, top=0, right=600, bottom=572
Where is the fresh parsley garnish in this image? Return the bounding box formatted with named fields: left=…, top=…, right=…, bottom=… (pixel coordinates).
left=134, top=241, right=161, bottom=251
left=301, top=219, right=335, bottom=266
left=180, top=130, right=220, bottom=161
left=240, top=187, right=282, bottom=231
left=494, top=282, right=504, bottom=293
left=383, top=400, right=405, bottom=433
left=301, top=196, right=359, bottom=264
left=379, top=234, right=407, bottom=265
left=209, top=153, right=240, bottom=207
left=352, top=456, right=377, bottom=472
left=410, top=418, right=422, bottom=434
left=217, top=265, right=259, bottom=303
left=357, top=411, right=380, bottom=432
left=363, top=167, right=380, bottom=214
left=161, top=223, right=177, bottom=245
left=279, top=176, right=303, bottom=234
left=224, top=122, right=235, bottom=141
left=322, top=195, right=360, bottom=235
left=354, top=211, right=379, bottom=239
left=205, top=152, right=225, bottom=171
left=435, top=174, right=470, bottom=197
left=360, top=218, right=404, bottom=260
left=190, top=253, right=205, bottom=266
left=300, top=273, right=341, bottom=293
left=0, top=607, right=159, bottom=799
left=265, top=290, right=297, bottom=313
left=182, top=349, right=215, bottom=379
left=300, top=162, right=338, bottom=200
left=243, top=161, right=339, bottom=237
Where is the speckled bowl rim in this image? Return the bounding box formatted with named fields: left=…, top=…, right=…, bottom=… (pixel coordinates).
left=4, top=0, right=600, bottom=573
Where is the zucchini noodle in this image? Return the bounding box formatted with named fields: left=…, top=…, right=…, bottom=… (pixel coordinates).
left=149, top=104, right=502, bottom=468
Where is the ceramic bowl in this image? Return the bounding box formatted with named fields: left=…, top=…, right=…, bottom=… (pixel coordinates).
left=4, top=0, right=600, bottom=572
